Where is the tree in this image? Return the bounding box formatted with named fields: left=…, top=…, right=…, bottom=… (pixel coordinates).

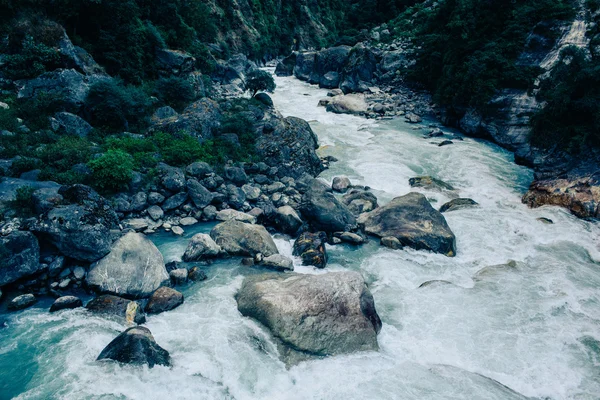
left=244, top=70, right=276, bottom=97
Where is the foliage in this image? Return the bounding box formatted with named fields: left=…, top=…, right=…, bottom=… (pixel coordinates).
left=244, top=70, right=276, bottom=97
left=154, top=76, right=198, bottom=111
left=12, top=185, right=36, bottom=215
left=2, top=35, right=61, bottom=80
left=88, top=149, right=134, bottom=191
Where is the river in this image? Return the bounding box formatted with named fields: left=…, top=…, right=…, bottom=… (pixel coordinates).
left=1, top=74, right=599, bottom=400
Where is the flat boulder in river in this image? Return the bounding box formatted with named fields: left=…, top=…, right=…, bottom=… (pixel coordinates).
left=236, top=271, right=381, bottom=362
left=97, top=326, right=170, bottom=368
left=357, top=192, right=457, bottom=257
left=86, top=232, right=169, bottom=298
left=210, top=220, right=278, bottom=257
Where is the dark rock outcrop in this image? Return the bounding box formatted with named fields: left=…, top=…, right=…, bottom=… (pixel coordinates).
left=8, top=294, right=37, bottom=311
left=300, top=180, right=356, bottom=232
left=0, top=231, right=41, bottom=286
left=97, top=326, right=170, bottom=368
left=50, top=296, right=83, bottom=312
left=440, top=198, right=479, bottom=213
left=149, top=98, right=221, bottom=142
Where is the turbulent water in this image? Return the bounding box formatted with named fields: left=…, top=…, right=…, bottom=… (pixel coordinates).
left=1, top=75, right=600, bottom=400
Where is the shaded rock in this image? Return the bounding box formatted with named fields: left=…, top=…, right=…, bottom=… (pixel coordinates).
left=162, top=192, right=188, bottom=211
left=293, top=231, right=328, bottom=269
left=187, top=179, right=213, bottom=208
left=255, top=93, right=273, bottom=107
left=224, top=166, right=248, bottom=185
left=261, top=254, right=294, bottom=271
left=50, top=296, right=82, bottom=312
left=300, top=180, right=356, bottom=232
left=182, top=233, right=222, bottom=261
left=439, top=198, right=479, bottom=213
left=86, top=232, right=169, bottom=298
left=122, top=218, right=150, bottom=232
left=332, top=176, right=351, bottom=192
left=156, top=48, right=195, bottom=76
left=236, top=271, right=381, bottom=362
left=202, top=205, right=217, bottom=221
left=342, top=190, right=379, bottom=215
left=405, top=113, right=422, bottom=123
left=358, top=193, right=457, bottom=257
left=381, top=236, right=402, bottom=249
left=148, top=192, right=165, bottom=205
left=0, top=231, right=41, bottom=286
left=149, top=98, right=220, bottom=141
left=86, top=294, right=146, bottom=325
left=145, top=287, right=184, bottom=314
left=340, top=44, right=378, bottom=94
left=438, top=140, right=454, bottom=147
left=273, top=205, right=303, bottom=234
left=8, top=294, right=37, bottom=311
left=97, top=326, right=170, bottom=367
left=160, top=165, right=186, bottom=192
left=210, top=220, right=278, bottom=257
left=294, top=52, right=316, bottom=81
left=151, top=106, right=178, bottom=122
left=226, top=185, right=247, bottom=209
left=275, top=53, right=297, bottom=77
left=130, top=192, right=148, bottom=212
left=54, top=112, right=92, bottom=137
left=216, top=209, right=256, bottom=224
left=337, top=232, right=365, bottom=244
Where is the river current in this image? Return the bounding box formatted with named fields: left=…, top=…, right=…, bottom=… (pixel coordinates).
left=1, top=74, right=599, bottom=400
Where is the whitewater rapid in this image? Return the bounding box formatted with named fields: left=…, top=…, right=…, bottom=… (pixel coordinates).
left=1, top=75, right=599, bottom=400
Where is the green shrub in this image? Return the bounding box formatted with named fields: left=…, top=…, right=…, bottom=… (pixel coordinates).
left=151, top=131, right=210, bottom=166
left=37, top=136, right=93, bottom=171
left=11, top=185, right=36, bottom=215
left=88, top=149, right=134, bottom=191
left=9, top=157, right=42, bottom=176
left=244, top=70, right=276, bottom=97
left=154, top=76, right=197, bottom=111
left=2, top=35, right=61, bottom=80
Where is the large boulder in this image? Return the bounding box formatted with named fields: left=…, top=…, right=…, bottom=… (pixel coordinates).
left=439, top=198, right=479, bottom=213
left=340, top=44, right=379, bottom=94
left=182, top=233, right=222, bottom=261
left=86, top=232, right=169, bottom=298
left=292, top=231, right=328, bottom=269
left=145, top=286, right=184, bottom=314
left=325, top=94, right=368, bottom=115
left=186, top=179, right=213, bottom=208
left=50, top=296, right=83, bottom=312
left=97, top=326, right=171, bottom=368
left=210, top=220, right=278, bottom=257
left=275, top=53, right=297, bottom=77
left=156, top=48, right=195, bottom=76
left=53, top=112, right=93, bottom=137
left=314, top=46, right=351, bottom=88
left=236, top=272, right=381, bottom=362
left=357, top=193, right=457, bottom=257
left=273, top=205, right=303, bottom=234
left=8, top=294, right=37, bottom=311
left=300, top=180, right=356, bottom=232
left=0, top=231, right=41, bottom=286
left=149, top=98, right=221, bottom=142
left=86, top=294, right=146, bottom=324
left=294, top=52, right=316, bottom=81
left=523, top=177, right=600, bottom=219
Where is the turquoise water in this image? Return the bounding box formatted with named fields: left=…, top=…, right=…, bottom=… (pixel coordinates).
left=0, top=75, right=599, bottom=399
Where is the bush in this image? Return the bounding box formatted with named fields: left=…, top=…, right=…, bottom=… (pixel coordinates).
left=154, top=76, right=197, bottom=111
left=244, top=70, right=276, bottom=97
left=88, top=149, right=134, bottom=191
left=151, top=131, right=211, bottom=166
left=2, top=35, right=61, bottom=80
left=11, top=185, right=36, bottom=215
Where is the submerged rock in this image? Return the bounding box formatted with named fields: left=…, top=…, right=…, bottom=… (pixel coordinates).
left=86, top=232, right=169, bottom=299
left=236, top=272, right=381, bottom=362
left=439, top=198, right=479, bottom=213
left=292, top=231, right=328, bottom=269
left=358, top=193, right=457, bottom=257
left=145, top=287, right=184, bottom=314
left=86, top=294, right=146, bottom=325
left=210, top=220, right=278, bottom=257
left=50, top=296, right=83, bottom=312
left=409, top=176, right=456, bottom=193
left=97, top=326, right=171, bottom=368
left=8, top=294, right=37, bottom=311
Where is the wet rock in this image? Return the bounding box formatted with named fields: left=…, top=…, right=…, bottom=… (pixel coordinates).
left=236, top=271, right=381, bottom=362
left=332, top=176, right=351, bottom=192
left=337, top=232, right=365, bottom=244
left=182, top=233, right=222, bottom=261
left=32, top=187, right=63, bottom=214
left=409, top=176, right=456, bottom=193
left=273, top=205, right=303, bottom=234
left=439, top=198, right=479, bottom=213
left=358, top=193, right=457, bottom=257
left=188, top=267, right=207, bottom=282
left=255, top=93, right=273, bottom=107
left=122, top=218, right=150, bottom=232
left=86, top=294, right=146, bottom=324
left=169, top=268, right=187, bottom=284
left=261, top=254, right=294, bottom=271
left=405, top=113, right=422, bottom=123
left=171, top=226, right=184, bottom=236
left=97, top=326, right=170, bottom=367
left=300, top=180, right=356, bottom=232
left=145, top=287, right=184, bottom=314
left=293, top=231, right=328, bottom=269
left=342, top=190, right=379, bottom=215
left=50, top=296, right=83, bottom=312
left=523, top=177, right=600, bottom=219
left=216, top=209, right=256, bottom=224
left=8, top=294, right=37, bottom=311
left=438, top=140, right=454, bottom=147
left=0, top=231, right=41, bottom=286
left=86, top=232, right=169, bottom=298
left=537, top=217, right=554, bottom=224
left=210, top=220, right=278, bottom=257
left=179, top=217, right=198, bottom=226
left=381, top=236, right=402, bottom=249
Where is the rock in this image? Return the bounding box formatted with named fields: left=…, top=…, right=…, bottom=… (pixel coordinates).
left=160, top=165, right=186, bottom=192
left=86, top=232, right=169, bottom=298
left=97, top=326, right=170, bottom=367
left=156, top=48, right=195, bottom=76
left=147, top=205, right=164, bottom=221
left=254, top=93, right=273, bottom=107
left=179, top=217, right=198, bottom=226
left=0, top=231, right=41, bottom=286
left=439, top=198, right=479, bottom=213
left=236, top=272, right=381, bottom=362
left=171, top=226, right=184, bottom=236
left=59, top=278, right=71, bottom=288
left=275, top=53, right=297, bottom=76
left=50, top=296, right=82, bottom=312
left=182, top=233, right=222, bottom=261
left=328, top=89, right=343, bottom=97
left=523, top=177, right=600, bottom=219
left=202, top=205, right=217, bottom=221
left=53, top=112, right=92, bottom=137
left=151, top=106, right=178, bottom=122
left=31, top=187, right=63, bottom=214
left=48, top=256, right=65, bottom=277
left=294, top=52, right=316, bottom=81
left=273, top=205, right=303, bottom=234
left=537, top=217, right=554, bottom=224
left=122, top=218, right=150, bottom=232
left=381, top=236, right=402, bottom=249
left=226, top=185, right=247, bottom=209
left=8, top=294, right=37, bottom=311
left=148, top=192, right=165, bottom=205
left=332, top=176, right=351, bottom=192
left=338, top=232, right=365, bottom=244
left=265, top=182, right=286, bottom=194
left=145, top=287, right=184, bottom=314
left=340, top=44, right=378, bottom=94
left=149, top=99, right=220, bottom=142
left=300, top=180, right=356, bottom=232
left=188, top=267, right=207, bottom=281
left=342, top=190, right=379, bottom=215
left=187, top=179, right=213, bottom=208
left=86, top=294, right=146, bottom=325
left=73, top=266, right=86, bottom=280
left=409, top=176, right=456, bottom=193
left=438, top=140, right=454, bottom=147
left=170, top=268, right=187, bottom=284
left=224, top=166, right=248, bottom=185
left=162, top=192, right=188, bottom=211
left=210, top=220, right=278, bottom=257
left=261, top=254, right=294, bottom=271
left=293, top=232, right=328, bottom=269
left=326, top=95, right=368, bottom=115
left=216, top=209, right=256, bottom=224
left=242, top=184, right=261, bottom=201
left=358, top=193, right=457, bottom=257
left=186, top=162, right=213, bottom=178
left=405, top=113, right=422, bottom=123
left=0, top=178, right=61, bottom=208
left=313, top=46, right=351, bottom=88
left=130, top=192, right=148, bottom=212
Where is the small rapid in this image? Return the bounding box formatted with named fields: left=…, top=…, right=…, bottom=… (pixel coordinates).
left=1, top=75, right=599, bottom=400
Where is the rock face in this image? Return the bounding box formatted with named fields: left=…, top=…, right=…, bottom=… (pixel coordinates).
left=292, top=231, right=328, bottom=269
left=210, top=220, right=278, bottom=257
left=182, top=233, right=222, bottom=261
left=236, top=272, right=381, bottom=361
left=358, top=193, right=457, bottom=257
left=0, top=231, right=41, bottom=286
left=86, top=294, right=146, bottom=324
left=97, top=326, right=171, bottom=368
left=312, top=46, right=351, bottom=88
left=50, top=296, right=83, bottom=312
left=300, top=180, right=356, bottom=232
left=340, top=44, right=379, bottom=94
left=86, top=232, right=169, bottom=298
left=523, top=177, right=600, bottom=219
left=145, top=287, right=184, bottom=314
